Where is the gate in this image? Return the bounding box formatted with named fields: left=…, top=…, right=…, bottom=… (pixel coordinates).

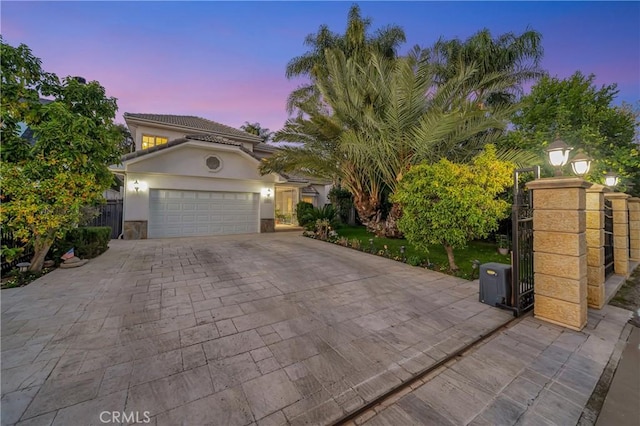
left=508, top=166, right=540, bottom=316
left=604, top=198, right=614, bottom=278
left=88, top=200, right=123, bottom=239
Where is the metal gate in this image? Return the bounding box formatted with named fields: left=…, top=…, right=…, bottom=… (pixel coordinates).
left=88, top=200, right=123, bottom=239
left=508, top=166, right=540, bottom=316
left=604, top=198, right=614, bottom=278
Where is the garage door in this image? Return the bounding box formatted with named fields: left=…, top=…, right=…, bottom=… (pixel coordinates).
left=148, top=190, right=259, bottom=238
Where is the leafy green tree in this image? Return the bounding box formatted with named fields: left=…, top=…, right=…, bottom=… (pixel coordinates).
left=240, top=121, right=273, bottom=142
left=0, top=39, right=121, bottom=272
left=115, top=123, right=134, bottom=155
left=393, top=145, right=514, bottom=271
left=285, top=4, right=406, bottom=113
left=504, top=72, right=640, bottom=194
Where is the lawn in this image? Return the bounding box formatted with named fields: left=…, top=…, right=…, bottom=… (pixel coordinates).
left=335, top=225, right=511, bottom=279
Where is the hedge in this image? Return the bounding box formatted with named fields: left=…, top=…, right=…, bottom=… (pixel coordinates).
left=50, top=226, right=110, bottom=262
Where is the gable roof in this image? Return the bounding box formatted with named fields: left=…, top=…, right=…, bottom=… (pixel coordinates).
left=123, top=113, right=262, bottom=143
left=120, top=134, right=253, bottom=162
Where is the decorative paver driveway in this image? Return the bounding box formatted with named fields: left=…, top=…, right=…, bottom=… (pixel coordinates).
left=1, top=233, right=512, bottom=425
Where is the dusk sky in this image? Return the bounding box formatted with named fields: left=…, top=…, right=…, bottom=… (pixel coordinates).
left=2, top=1, right=639, bottom=133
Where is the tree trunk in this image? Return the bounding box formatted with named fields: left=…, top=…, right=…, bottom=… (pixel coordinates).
left=377, top=203, right=403, bottom=238
left=443, top=243, right=459, bottom=271
left=29, top=237, right=53, bottom=273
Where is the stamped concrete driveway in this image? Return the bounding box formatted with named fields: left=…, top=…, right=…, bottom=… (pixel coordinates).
left=1, top=233, right=511, bottom=426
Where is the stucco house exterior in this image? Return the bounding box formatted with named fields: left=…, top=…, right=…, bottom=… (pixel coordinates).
left=109, top=114, right=329, bottom=239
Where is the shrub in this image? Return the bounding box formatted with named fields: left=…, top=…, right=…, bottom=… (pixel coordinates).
left=296, top=202, right=315, bottom=227
left=328, top=186, right=353, bottom=223
left=349, top=238, right=361, bottom=250
left=301, top=205, right=339, bottom=231
left=50, top=226, right=110, bottom=261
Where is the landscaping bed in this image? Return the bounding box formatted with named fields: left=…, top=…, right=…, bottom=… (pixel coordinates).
left=306, top=225, right=511, bottom=280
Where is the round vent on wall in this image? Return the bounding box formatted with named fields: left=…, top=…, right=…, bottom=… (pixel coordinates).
left=206, top=155, right=222, bottom=172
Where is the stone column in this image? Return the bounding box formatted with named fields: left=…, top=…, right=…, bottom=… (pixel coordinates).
left=629, top=197, right=640, bottom=262
left=527, top=177, right=591, bottom=331
left=604, top=193, right=630, bottom=276
left=585, top=184, right=609, bottom=309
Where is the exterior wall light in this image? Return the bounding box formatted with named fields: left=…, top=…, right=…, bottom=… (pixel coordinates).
left=128, top=179, right=147, bottom=193
left=546, top=137, right=573, bottom=175
left=604, top=172, right=619, bottom=188
left=261, top=188, right=272, bottom=199
left=569, top=152, right=591, bottom=177
left=133, top=180, right=140, bottom=192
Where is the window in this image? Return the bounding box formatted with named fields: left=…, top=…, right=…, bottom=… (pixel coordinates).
left=302, top=196, right=315, bottom=205
left=206, top=155, right=222, bottom=172
left=142, top=134, right=168, bottom=150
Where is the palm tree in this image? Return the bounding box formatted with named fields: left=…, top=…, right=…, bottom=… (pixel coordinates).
left=263, top=49, right=530, bottom=236
left=285, top=4, right=406, bottom=114
left=240, top=121, right=273, bottom=142
left=426, top=28, right=545, bottom=107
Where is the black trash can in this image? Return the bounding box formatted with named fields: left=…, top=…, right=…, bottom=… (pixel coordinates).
left=479, top=262, right=512, bottom=307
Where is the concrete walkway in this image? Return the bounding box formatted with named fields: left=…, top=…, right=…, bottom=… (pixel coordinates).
left=349, top=305, right=632, bottom=426
left=1, top=233, right=512, bottom=426
left=595, top=325, right=639, bottom=426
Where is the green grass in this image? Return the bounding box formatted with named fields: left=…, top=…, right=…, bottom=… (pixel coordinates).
left=335, top=225, right=511, bottom=279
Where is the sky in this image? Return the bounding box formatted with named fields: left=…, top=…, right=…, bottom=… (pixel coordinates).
left=2, top=1, right=639, bottom=133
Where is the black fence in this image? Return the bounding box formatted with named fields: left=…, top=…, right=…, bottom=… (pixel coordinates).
left=1, top=229, right=34, bottom=274
left=88, top=200, right=123, bottom=239
left=604, top=198, right=615, bottom=278
left=506, top=166, right=540, bottom=317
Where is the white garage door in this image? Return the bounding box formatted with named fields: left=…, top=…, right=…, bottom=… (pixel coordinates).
left=148, top=190, right=259, bottom=238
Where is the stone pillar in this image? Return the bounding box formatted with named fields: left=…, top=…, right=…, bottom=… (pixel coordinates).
left=629, top=198, right=640, bottom=262
left=527, top=177, right=591, bottom=331
left=585, top=184, right=609, bottom=309
left=604, top=193, right=630, bottom=276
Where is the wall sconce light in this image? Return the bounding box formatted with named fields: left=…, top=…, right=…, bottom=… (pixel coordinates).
left=546, top=137, right=573, bottom=175
left=569, top=152, right=591, bottom=177
left=604, top=172, right=619, bottom=187
left=133, top=180, right=140, bottom=193
left=128, top=179, right=146, bottom=193
left=261, top=188, right=273, bottom=199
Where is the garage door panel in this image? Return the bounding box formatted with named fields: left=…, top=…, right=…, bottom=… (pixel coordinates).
left=148, top=189, right=259, bottom=238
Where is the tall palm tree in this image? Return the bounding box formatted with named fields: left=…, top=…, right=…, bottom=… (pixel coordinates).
left=240, top=121, right=273, bottom=142
left=263, top=49, right=532, bottom=236
left=285, top=5, right=406, bottom=114
left=427, top=28, right=545, bottom=107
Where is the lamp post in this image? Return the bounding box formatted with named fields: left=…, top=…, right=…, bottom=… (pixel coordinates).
left=569, top=152, right=592, bottom=177
left=546, top=137, right=573, bottom=176
left=604, top=172, right=619, bottom=188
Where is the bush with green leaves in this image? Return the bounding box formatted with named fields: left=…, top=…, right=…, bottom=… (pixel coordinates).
left=50, top=226, right=110, bottom=262
left=295, top=201, right=315, bottom=227
left=328, top=186, right=353, bottom=223
left=393, top=145, right=513, bottom=271
left=301, top=205, right=338, bottom=231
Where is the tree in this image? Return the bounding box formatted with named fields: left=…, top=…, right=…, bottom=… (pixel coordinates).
left=393, top=145, right=514, bottom=271
left=503, top=72, right=640, bottom=194
left=263, top=49, right=520, bottom=236
left=240, top=121, right=273, bottom=142
left=427, top=28, right=545, bottom=108
left=115, top=123, right=134, bottom=155
left=285, top=4, right=406, bottom=113
left=0, top=39, right=121, bottom=272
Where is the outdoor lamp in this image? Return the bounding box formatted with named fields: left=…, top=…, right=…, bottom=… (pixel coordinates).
left=17, top=262, right=30, bottom=273
left=546, top=137, right=573, bottom=174
left=133, top=180, right=140, bottom=193
left=569, top=152, right=591, bottom=177
left=604, top=172, right=619, bottom=187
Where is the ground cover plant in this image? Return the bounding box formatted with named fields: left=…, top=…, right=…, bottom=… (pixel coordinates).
left=318, top=225, right=511, bottom=279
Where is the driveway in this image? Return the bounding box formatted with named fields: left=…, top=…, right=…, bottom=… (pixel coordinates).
left=1, top=233, right=512, bottom=425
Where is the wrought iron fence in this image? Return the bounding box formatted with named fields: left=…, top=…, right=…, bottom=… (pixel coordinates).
left=508, top=166, right=540, bottom=316
left=604, top=198, right=614, bottom=278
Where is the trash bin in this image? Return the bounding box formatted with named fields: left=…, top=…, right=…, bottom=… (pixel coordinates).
left=479, top=262, right=512, bottom=307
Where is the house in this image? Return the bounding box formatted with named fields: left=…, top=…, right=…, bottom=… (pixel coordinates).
left=109, top=113, right=330, bottom=239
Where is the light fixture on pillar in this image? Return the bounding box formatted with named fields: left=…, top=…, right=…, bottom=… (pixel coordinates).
left=604, top=172, right=619, bottom=188
left=569, top=152, right=591, bottom=177
left=546, top=137, right=572, bottom=176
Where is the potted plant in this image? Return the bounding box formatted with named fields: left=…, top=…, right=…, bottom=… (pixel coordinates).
left=497, top=234, right=510, bottom=255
